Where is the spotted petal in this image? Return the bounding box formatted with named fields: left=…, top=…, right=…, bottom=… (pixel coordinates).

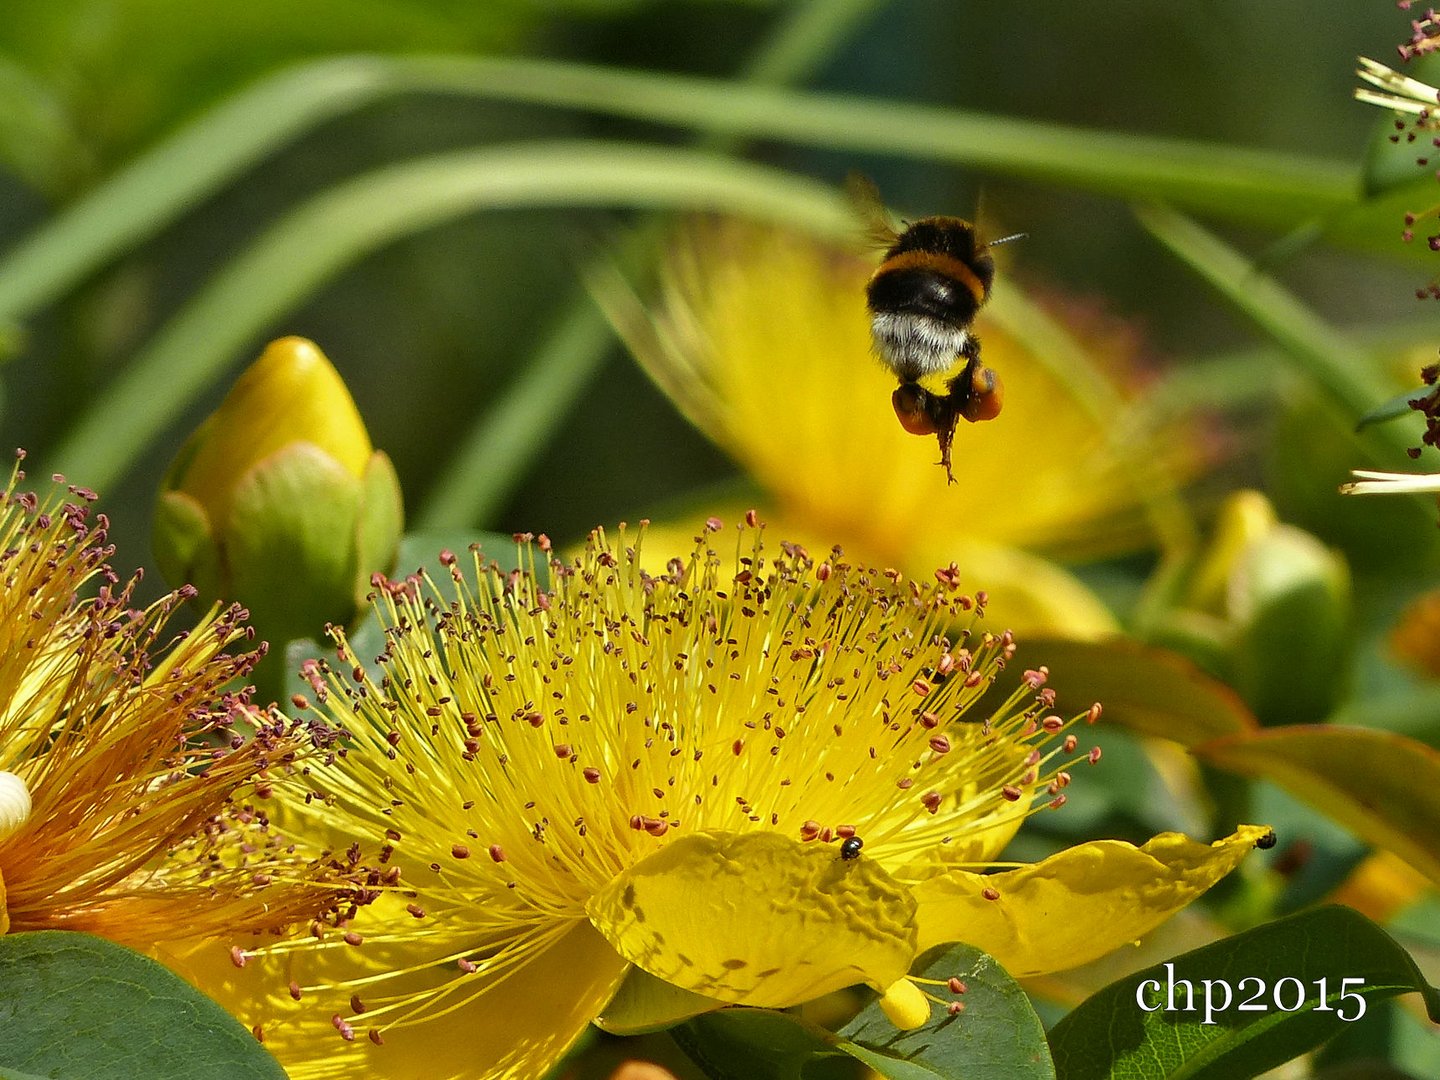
left=908, top=826, right=1271, bottom=977
left=587, top=830, right=916, bottom=1008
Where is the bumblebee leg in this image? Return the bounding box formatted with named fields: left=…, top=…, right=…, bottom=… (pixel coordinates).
left=948, top=338, right=983, bottom=416
left=946, top=337, right=1003, bottom=425
left=936, top=421, right=957, bottom=484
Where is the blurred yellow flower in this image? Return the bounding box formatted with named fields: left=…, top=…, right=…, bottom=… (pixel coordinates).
left=0, top=455, right=350, bottom=946
left=602, top=220, right=1202, bottom=638
left=179, top=521, right=1266, bottom=1080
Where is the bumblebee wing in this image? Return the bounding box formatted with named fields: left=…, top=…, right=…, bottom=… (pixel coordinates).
left=845, top=172, right=900, bottom=249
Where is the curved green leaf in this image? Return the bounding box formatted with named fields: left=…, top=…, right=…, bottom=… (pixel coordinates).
left=1195, top=725, right=1440, bottom=887
left=0, top=931, right=285, bottom=1080
left=982, top=636, right=1258, bottom=747
left=1048, top=906, right=1440, bottom=1080
left=50, top=142, right=854, bottom=490
left=838, top=944, right=1055, bottom=1080
left=0, top=55, right=1355, bottom=330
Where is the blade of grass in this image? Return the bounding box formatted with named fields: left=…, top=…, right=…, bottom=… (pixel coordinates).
left=1135, top=204, right=1435, bottom=520
left=0, top=54, right=1357, bottom=329
left=0, top=59, right=396, bottom=326
left=1136, top=204, right=1401, bottom=425
left=49, top=142, right=854, bottom=491
left=417, top=0, right=888, bottom=530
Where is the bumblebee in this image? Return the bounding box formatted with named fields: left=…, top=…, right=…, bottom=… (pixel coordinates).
left=854, top=178, right=1020, bottom=482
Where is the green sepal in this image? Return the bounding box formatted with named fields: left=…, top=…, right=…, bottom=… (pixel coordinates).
left=225, top=441, right=363, bottom=646
left=151, top=488, right=222, bottom=599
left=594, top=966, right=724, bottom=1035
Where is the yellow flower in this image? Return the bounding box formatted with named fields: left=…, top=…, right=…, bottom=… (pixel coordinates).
left=0, top=454, right=349, bottom=946
left=179, top=520, right=1266, bottom=1080
left=601, top=220, right=1201, bottom=637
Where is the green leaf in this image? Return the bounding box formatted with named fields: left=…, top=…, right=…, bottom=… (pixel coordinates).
left=1356, top=385, right=1430, bottom=432
left=1195, top=725, right=1440, bottom=887
left=1048, top=906, right=1440, bottom=1080
left=672, top=1009, right=844, bottom=1080
left=0, top=931, right=286, bottom=1080
left=837, top=944, right=1055, bottom=1080
left=981, top=636, right=1258, bottom=747
left=51, top=141, right=853, bottom=492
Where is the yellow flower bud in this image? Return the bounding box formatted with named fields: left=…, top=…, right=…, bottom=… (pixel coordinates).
left=172, top=337, right=374, bottom=528
left=1141, top=491, right=1351, bottom=725
left=154, top=338, right=403, bottom=683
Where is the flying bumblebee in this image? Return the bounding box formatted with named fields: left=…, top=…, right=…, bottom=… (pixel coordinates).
left=853, top=178, right=1022, bottom=482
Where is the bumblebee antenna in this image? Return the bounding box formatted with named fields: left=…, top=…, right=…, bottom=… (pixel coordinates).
left=988, top=232, right=1027, bottom=247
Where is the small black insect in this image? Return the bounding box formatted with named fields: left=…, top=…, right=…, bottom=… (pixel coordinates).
left=1255, top=830, right=1278, bottom=850
left=840, top=836, right=864, bottom=860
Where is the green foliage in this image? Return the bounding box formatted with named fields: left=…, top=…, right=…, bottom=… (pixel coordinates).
left=1048, top=907, right=1440, bottom=1080
left=837, top=945, right=1054, bottom=1080
left=671, top=945, right=1053, bottom=1079
left=0, top=932, right=286, bottom=1080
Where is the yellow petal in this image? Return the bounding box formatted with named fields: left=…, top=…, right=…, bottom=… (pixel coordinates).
left=1330, top=850, right=1430, bottom=923
left=159, top=915, right=628, bottom=1080
left=910, top=826, right=1272, bottom=977
left=0, top=864, right=8, bottom=935
left=587, top=830, right=917, bottom=1008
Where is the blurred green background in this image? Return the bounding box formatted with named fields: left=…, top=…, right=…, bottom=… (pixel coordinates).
left=1, top=0, right=1429, bottom=592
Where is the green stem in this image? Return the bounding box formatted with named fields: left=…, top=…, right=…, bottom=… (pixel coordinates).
left=1136, top=204, right=1394, bottom=413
